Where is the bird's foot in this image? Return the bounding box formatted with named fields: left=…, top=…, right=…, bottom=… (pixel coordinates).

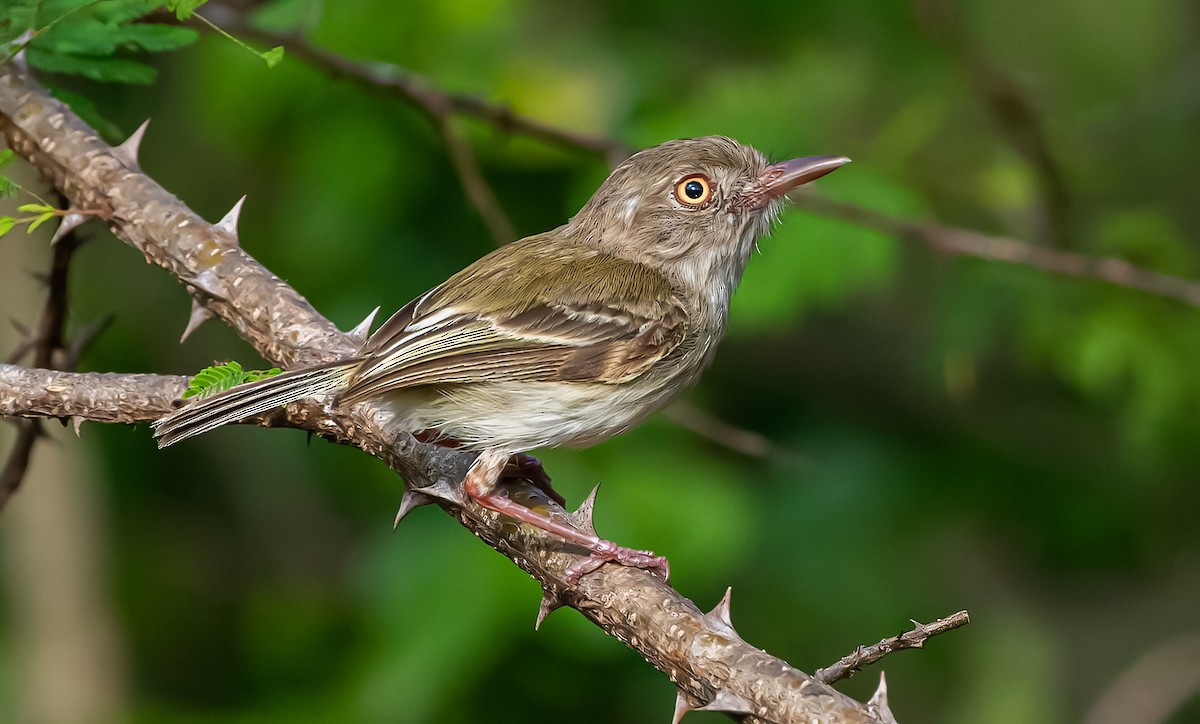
left=501, top=453, right=565, bottom=506
left=564, top=540, right=669, bottom=584
left=465, top=450, right=669, bottom=584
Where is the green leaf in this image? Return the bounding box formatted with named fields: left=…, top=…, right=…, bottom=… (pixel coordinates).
left=0, top=216, right=14, bottom=237
left=19, top=2, right=198, bottom=84
left=0, top=176, right=18, bottom=198
left=260, top=45, right=284, bottom=68
left=27, top=211, right=56, bottom=233
left=17, top=203, right=53, bottom=213
left=27, top=46, right=157, bottom=83
left=0, top=149, right=13, bottom=167
left=0, top=0, right=39, bottom=45
left=113, top=23, right=198, bottom=53
left=165, top=0, right=208, bottom=21
left=246, top=367, right=283, bottom=382
left=183, top=361, right=282, bottom=400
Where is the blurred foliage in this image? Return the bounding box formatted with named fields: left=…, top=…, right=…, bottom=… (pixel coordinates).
left=2, top=0, right=1200, bottom=722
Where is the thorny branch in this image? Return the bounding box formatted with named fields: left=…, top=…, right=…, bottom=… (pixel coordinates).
left=813, top=611, right=972, bottom=685
left=0, top=62, right=913, bottom=722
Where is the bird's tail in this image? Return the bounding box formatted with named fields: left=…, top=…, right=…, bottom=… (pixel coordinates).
left=153, top=360, right=359, bottom=448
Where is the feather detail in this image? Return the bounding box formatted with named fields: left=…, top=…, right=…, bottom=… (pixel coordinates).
left=153, top=361, right=359, bottom=447
left=340, top=240, right=690, bottom=402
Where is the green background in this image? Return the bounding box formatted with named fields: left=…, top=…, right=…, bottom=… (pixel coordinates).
left=2, top=0, right=1199, bottom=722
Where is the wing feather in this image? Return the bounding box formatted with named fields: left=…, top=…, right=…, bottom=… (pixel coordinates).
left=342, top=239, right=689, bottom=403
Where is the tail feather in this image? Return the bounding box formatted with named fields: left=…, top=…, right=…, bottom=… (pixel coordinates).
left=154, top=361, right=359, bottom=448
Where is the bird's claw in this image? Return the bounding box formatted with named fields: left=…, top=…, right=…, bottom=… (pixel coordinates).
left=564, top=539, right=670, bottom=584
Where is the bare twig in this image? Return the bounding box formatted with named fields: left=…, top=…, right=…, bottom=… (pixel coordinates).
left=215, top=9, right=1200, bottom=311
left=794, top=195, right=1200, bottom=306
left=0, top=419, right=40, bottom=510
left=202, top=6, right=631, bottom=165
left=437, top=113, right=516, bottom=245
left=814, top=610, right=972, bottom=685
left=662, top=399, right=776, bottom=459
left=1, top=226, right=80, bottom=510
left=912, top=0, right=1072, bottom=247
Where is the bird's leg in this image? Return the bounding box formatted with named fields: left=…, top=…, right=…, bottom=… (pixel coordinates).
left=501, top=453, right=565, bottom=506
left=464, top=450, right=669, bottom=583
left=415, top=430, right=565, bottom=506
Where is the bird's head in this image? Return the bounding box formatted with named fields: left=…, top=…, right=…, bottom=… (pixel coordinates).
left=569, top=136, right=849, bottom=304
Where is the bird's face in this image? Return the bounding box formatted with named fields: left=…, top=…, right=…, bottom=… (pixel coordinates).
left=570, top=136, right=849, bottom=305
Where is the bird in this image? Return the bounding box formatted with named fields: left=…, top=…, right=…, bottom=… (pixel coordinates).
left=153, top=136, right=850, bottom=581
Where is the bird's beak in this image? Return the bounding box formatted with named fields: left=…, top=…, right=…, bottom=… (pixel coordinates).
left=740, top=155, right=851, bottom=210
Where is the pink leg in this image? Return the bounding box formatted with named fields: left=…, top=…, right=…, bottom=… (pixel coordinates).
left=466, top=450, right=669, bottom=583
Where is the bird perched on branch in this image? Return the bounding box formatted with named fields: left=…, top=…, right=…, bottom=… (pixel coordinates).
left=154, top=136, right=849, bottom=581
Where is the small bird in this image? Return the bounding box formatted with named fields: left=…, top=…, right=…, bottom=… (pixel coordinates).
left=154, top=136, right=849, bottom=581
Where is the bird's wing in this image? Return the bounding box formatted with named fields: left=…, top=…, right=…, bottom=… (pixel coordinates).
left=342, top=238, right=688, bottom=403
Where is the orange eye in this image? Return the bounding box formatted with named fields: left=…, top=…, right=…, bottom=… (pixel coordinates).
left=674, top=174, right=712, bottom=206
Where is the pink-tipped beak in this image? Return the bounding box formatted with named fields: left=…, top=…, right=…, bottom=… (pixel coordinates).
left=741, top=155, right=851, bottom=209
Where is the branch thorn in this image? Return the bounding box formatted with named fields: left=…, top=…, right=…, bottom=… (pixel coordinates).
left=671, top=690, right=695, bottom=724
left=348, top=306, right=380, bottom=344
left=410, top=476, right=467, bottom=508
left=703, top=587, right=738, bottom=638
left=180, top=298, right=215, bottom=343
left=188, top=270, right=228, bottom=300
left=567, top=483, right=599, bottom=535
left=869, top=672, right=897, bottom=723
left=50, top=212, right=87, bottom=246
left=393, top=486, right=437, bottom=528
left=112, top=119, right=150, bottom=168
left=214, top=195, right=246, bottom=240
left=534, top=590, right=564, bottom=630
left=11, top=31, right=33, bottom=68
left=696, top=690, right=754, bottom=716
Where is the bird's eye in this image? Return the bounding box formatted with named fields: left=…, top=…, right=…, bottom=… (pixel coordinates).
left=674, top=174, right=712, bottom=207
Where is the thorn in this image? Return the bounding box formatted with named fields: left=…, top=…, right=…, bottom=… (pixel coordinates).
left=214, top=195, right=246, bottom=240
left=534, top=590, right=563, bottom=630
left=567, top=484, right=599, bottom=535
left=72, top=416, right=84, bottom=437
left=179, top=298, right=215, bottom=343
left=703, top=587, right=738, bottom=638
left=696, top=690, right=754, bottom=716
left=869, top=672, right=896, bottom=722
left=50, top=213, right=87, bottom=245
left=112, top=119, right=150, bottom=168
left=393, top=486, right=437, bottom=528
left=411, top=477, right=467, bottom=508
left=348, top=306, right=380, bottom=344
left=11, top=31, right=32, bottom=68
left=189, top=270, right=227, bottom=300
left=672, top=690, right=694, bottom=724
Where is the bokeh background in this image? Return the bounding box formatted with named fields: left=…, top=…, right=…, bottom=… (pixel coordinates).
left=3, top=0, right=1200, bottom=722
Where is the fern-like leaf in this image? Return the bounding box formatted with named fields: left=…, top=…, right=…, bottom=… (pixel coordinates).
left=183, top=361, right=282, bottom=400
